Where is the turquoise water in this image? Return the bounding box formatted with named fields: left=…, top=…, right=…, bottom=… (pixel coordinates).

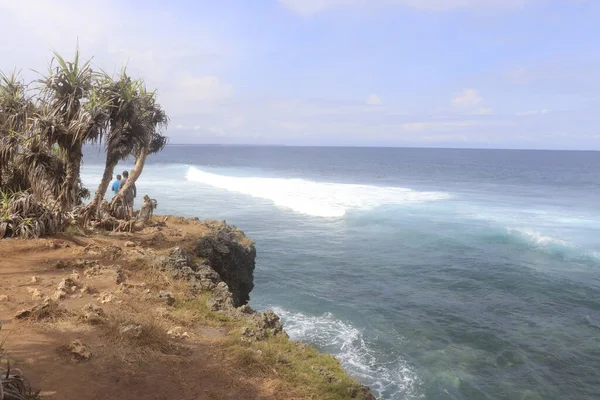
left=82, top=146, right=600, bottom=400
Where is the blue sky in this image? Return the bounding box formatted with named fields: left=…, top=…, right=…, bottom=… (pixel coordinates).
left=1, top=0, right=599, bottom=149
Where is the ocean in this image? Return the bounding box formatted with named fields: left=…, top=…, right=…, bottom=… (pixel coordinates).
left=82, top=146, right=600, bottom=400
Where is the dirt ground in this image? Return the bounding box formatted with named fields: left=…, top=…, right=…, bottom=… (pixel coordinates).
left=0, top=217, right=279, bottom=400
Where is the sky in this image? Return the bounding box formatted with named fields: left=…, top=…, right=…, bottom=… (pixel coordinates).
left=1, top=0, right=599, bottom=149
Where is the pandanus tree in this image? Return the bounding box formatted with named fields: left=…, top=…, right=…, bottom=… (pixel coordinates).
left=0, top=71, right=31, bottom=189
left=110, top=86, right=168, bottom=212
left=37, top=50, right=108, bottom=211
left=87, top=71, right=147, bottom=217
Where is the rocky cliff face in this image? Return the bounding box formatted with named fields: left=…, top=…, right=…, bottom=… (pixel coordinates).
left=193, top=221, right=256, bottom=307
left=150, top=220, right=284, bottom=340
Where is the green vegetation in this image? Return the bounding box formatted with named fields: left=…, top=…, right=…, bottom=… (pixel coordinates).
left=0, top=49, right=169, bottom=238
left=172, top=296, right=373, bottom=400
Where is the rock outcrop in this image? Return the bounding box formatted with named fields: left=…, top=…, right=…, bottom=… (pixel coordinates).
left=193, top=221, right=255, bottom=307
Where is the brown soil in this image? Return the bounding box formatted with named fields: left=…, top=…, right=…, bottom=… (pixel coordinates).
left=0, top=217, right=280, bottom=400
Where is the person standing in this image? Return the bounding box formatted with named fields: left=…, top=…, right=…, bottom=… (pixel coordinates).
left=111, top=174, right=122, bottom=196
left=119, top=170, right=137, bottom=217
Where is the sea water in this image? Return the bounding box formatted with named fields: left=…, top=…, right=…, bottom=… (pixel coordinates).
left=81, top=146, right=600, bottom=400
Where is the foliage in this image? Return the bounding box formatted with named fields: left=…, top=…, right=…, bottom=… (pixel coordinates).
left=0, top=191, right=62, bottom=239
left=0, top=49, right=169, bottom=238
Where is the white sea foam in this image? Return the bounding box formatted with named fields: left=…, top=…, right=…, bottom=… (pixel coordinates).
left=272, top=307, right=420, bottom=399
left=185, top=167, right=450, bottom=218
left=508, top=228, right=571, bottom=248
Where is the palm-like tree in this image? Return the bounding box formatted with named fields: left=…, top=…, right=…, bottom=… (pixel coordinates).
left=37, top=50, right=108, bottom=211
left=0, top=71, right=31, bottom=188
left=87, top=71, right=147, bottom=216
left=111, top=87, right=168, bottom=211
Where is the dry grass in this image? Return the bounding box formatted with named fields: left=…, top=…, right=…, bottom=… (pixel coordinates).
left=100, top=312, right=175, bottom=359
left=16, top=301, right=71, bottom=323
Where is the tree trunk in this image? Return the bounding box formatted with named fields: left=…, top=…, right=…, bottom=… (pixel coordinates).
left=58, top=144, right=83, bottom=211
left=90, top=156, right=118, bottom=216
left=115, top=145, right=148, bottom=199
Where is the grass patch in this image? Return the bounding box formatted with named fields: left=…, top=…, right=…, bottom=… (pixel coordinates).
left=100, top=312, right=175, bottom=359
left=170, top=293, right=235, bottom=327
left=225, top=334, right=371, bottom=400
left=15, top=301, right=70, bottom=323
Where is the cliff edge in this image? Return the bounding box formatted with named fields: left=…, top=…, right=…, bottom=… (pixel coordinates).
left=0, top=216, right=374, bottom=400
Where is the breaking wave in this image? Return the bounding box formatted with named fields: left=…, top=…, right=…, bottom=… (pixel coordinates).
left=272, top=307, right=421, bottom=399
left=502, top=228, right=600, bottom=264
left=185, top=167, right=450, bottom=218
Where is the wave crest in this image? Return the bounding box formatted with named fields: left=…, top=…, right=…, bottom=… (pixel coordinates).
left=185, top=167, right=450, bottom=217
left=505, top=228, right=600, bottom=264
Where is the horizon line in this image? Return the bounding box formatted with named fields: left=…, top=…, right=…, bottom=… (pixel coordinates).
left=161, top=143, right=600, bottom=152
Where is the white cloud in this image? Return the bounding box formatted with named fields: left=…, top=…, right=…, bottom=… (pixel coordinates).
left=517, top=109, right=549, bottom=116
left=451, top=88, right=482, bottom=109
left=450, top=88, right=493, bottom=115
left=402, top=121, right=478, bottom=132
left=278, top=0, right=529, bottom=16
left=366, top=94, right=383, bottom=105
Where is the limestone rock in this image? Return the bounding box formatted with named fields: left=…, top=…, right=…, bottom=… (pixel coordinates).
left=26, top=287, right=43, bottom=301
left=29, top=276, right=39, bottom=284
left=67, top=340, right=92, bottom=361
left=158, top=291, right=175, bottom=306
left=14, top=308, right=31, bottom=319
left=57, top=278, right=78, bottom=294
left=119, top=323, right=142, bottom=338
left=239, top=309, right=285, bottom=342
left=99, top=292, right=114, bottom=304
left=152, top=247, right=220, bottom=294
left=207, top=282, right=235, bottom=311
left=124, top=241, right=136, bottom=247
left=0, top=294, right=9, bottom=302
left=52, top=289, right=67, bottom=301
left=194, top=221, right=256, bottom=307
left=82, top=303, right=106, bottom=324
left=167, top=326, right=190, bottom=339
left=114, top=266, right=125, bottom=284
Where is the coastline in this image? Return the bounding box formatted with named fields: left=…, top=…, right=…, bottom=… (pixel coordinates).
left=0, top=215, right=375, bottom=400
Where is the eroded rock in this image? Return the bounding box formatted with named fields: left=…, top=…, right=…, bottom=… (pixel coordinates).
left=67, top=340, right=92, bottom=361
left=26, top=287, right=43, bottom=301
left=167, top=326, right=190, bottom=339
left=82, top=303, right=106, bottom=324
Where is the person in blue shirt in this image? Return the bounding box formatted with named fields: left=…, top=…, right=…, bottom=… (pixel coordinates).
left=111, top=174, right=121, bottom=196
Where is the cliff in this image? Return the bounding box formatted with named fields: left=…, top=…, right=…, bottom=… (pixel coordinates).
left=0, top=216, right=374, bottom=400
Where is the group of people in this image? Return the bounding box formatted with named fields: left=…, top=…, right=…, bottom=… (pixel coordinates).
left=111, top=170, right=137, bottom=217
